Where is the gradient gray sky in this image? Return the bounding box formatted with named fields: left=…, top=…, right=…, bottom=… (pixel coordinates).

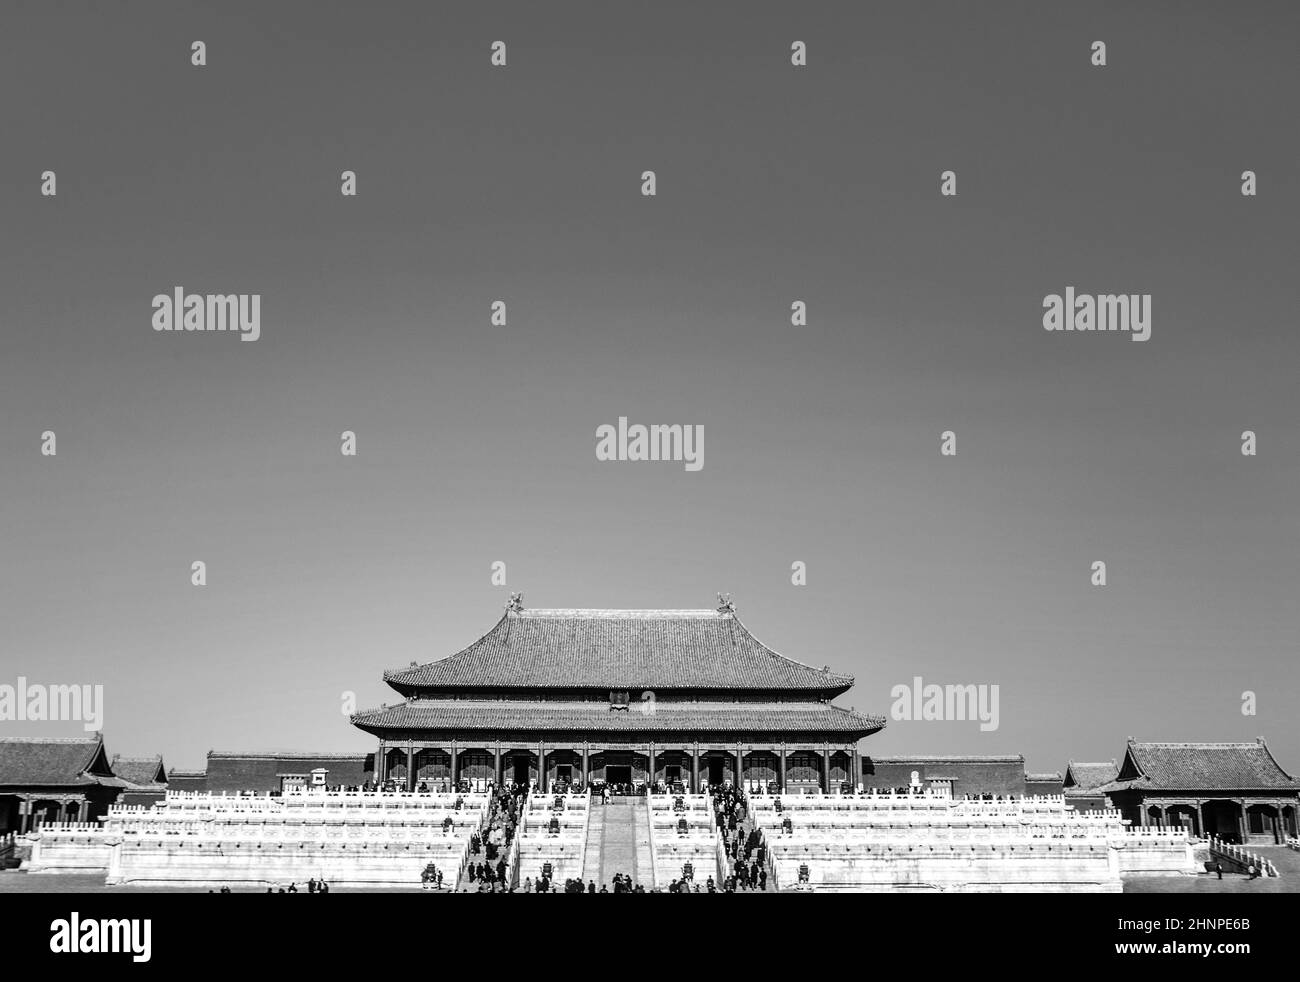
left=2, top=1, right=1297, bottom=773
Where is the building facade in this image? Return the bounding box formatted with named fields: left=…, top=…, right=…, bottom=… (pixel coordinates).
left=1062, top=760, right=1119, bottom=813
left=1099, top=739, right=1298, bottom=844
left=0, top=735, right=126, bottom=833
left=110, top=754, right=170, bottom=807
left=862, top=754, right=1032, bottom=797
left=351, top=598, right=886, bottom=793
left=203, top=751, right=373, bottom=793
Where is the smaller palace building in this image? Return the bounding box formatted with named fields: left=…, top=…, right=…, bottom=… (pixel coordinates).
left=0, top=736, right=126, bottom=832
left=1098, top=739, right=1297, bottom=844
left=351, top=596, right=887, bottom=792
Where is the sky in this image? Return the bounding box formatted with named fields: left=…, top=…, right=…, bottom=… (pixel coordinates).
left=1, top=1, right=1297, bottom=773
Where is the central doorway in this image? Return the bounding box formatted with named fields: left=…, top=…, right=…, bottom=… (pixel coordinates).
left=606, top=765, right=632, bottom=787
left=708, top=758, right=724, bottom=786
left=513, top=758, right=530, bottom=785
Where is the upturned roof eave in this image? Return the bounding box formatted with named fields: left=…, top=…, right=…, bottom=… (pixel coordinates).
left=349, top=703, right=886, bottom=738
left=1098, top=777, right=1298, bottom=794
left=384, top=677, right=854, bottom=696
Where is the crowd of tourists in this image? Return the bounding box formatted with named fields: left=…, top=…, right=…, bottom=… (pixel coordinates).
left=212, top=878, right=333, bottom=894
left=517, top=873, right=724, bottom=893
left=356, top=778, right=488, bottom=794
left=465, top=858, right=508, bottom=887
left=712, top=786, right=769, bottom=891
left=454, top=782, right=528, bottom=891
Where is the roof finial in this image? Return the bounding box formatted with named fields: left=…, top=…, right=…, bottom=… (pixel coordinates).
left=716, top=593, right=735, bottom=614
left=506, top=592, right=524, bottom=613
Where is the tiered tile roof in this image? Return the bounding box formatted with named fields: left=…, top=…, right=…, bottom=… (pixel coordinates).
left=0, top=735, right=122, bottom=788
left=110, top=754, right=168, bottom=790
left=383, top=608, right=855, bottom=695
left=352, top=698, right=884, bottom=736
left=1104, top=739, right=1297, bottom=792
left=1063, top=761, right=1119, bottom=791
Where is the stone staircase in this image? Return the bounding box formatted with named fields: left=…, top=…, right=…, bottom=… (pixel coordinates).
left=581, top=803, right=604, bottom=884
left=633, top=797, right=654, bottom=888
left=599, top=799, right=637, bottom=885
left=587, top=797, right=655, bottom=888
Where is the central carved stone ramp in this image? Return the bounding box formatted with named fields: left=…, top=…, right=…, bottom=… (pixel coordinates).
left=581, top=803, right=604, bottom=884
left=595, top=798, right=640, bottom=887
left=633, top=796, right=654, bottom=887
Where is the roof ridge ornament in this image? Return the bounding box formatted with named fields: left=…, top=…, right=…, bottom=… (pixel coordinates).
left=716, top=593, right=735, bottom=614
left=506, top=592, right=524, bottom=613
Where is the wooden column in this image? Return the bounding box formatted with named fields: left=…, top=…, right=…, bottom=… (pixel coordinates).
left=851, top=743, right=860, bottom=793
left=538, top=739, right=546, bottom=792
left=1196, top=799, right=1205, bottom=838
left=582, top=742, right=590, bottom=788
left=691, top=743, right=699, bottom=792
left=493, top=742, right=502, bottom=789
left=406, top=741, right=415, bottom=791
left=736, top=742, right=744, bottom=789
left=376, top=740, right=386, bottom=784
left=779, top=743, right=787, bottom=793
left=822, top=740, right=831, bottom=793
left=648, top=740, right=656, bottom=789
left=450, top=739, right=458, bottom=789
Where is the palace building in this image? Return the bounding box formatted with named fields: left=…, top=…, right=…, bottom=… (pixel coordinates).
left=1097, top=738, right=1297, bottom=844
left=350, top=596, right=887, bottom=793
left=0, top=736, right=125, bottom=833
